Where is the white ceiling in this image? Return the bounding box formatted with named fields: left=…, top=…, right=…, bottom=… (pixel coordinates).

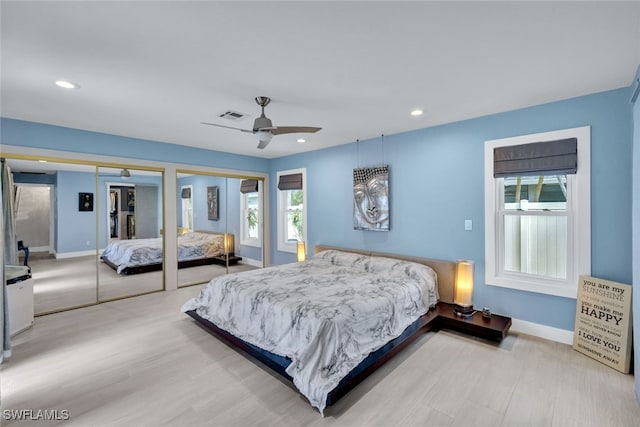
left=2, top=1, right=639, bottom=159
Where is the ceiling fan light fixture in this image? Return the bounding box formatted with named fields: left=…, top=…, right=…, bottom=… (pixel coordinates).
left=202, top=96, right=321, bottom=150
left=255, top=130, right=272, bottom=143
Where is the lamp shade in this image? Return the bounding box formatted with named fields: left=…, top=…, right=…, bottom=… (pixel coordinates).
left=297, top=241, right=306, bottom=262
left=223, top=233, right=232, bottom=254
left=454, top=260, right=474, bottom=308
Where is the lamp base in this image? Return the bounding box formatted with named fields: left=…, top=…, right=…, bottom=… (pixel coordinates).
left=454, top=305, right=475, bottom=318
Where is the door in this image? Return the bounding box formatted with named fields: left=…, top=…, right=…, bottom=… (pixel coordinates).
left=14, top=184, right=53, bottom=254
left=135, top=184, right=159, bottom=239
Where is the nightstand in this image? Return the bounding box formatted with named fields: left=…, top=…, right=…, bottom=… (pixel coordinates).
left=435, top=302, right=512, bottom=341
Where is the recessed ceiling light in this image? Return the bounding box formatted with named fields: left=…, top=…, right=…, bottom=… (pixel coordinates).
left=55, top=80, right=79, bottom=89
left=38, top=160, right=48, bottom=163
left=297, top=138, right=306, bottom=143
left=410, top=109, right=423, bottom=116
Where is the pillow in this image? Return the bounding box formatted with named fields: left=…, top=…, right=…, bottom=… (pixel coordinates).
left=367, top=256, right=439, bottom=307
left=312, top=249, right=370, bottom=270
left=313, top=250, right=439, bottom=306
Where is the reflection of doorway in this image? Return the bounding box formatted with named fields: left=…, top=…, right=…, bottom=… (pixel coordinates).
left=107, top=183, right=134, bottom=240
left=109, top=189, right=119, bottom=237
left=106, top=183, right=159, bottom=241
left=14, top=184, right=54, bottom=254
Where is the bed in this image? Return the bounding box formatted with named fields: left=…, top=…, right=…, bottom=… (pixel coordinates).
left=101, top=231, right=234, bottom=275
left=182, top=245, right=457, bottom=414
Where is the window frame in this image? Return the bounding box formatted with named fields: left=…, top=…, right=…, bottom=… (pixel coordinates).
left=180, top=184, right=193, bottom=232
left=484, top=126, right=591, bottom=298
left=240, top=180, right=262, bottom=248
left=277, top=168, right=307, bottom=254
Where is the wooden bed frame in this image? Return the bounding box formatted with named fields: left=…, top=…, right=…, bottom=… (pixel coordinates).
left=102, top=255, right=235, bottom=275
left=102, top=231, right=238, bottom=275
left=185, top=245, right=458, bottom=409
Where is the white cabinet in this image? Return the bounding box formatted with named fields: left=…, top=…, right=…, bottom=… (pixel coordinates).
left=6, top=266, right=34, bottom=336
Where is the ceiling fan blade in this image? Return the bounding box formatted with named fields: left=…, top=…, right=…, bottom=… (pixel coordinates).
left=201, top=122, right=253, bottom=133
left=269, top=126, right=322, bottom=135
left=256, top=139, right=271, bottom=149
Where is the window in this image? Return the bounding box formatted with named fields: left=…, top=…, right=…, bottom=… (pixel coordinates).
left=240, top=180, right=261, bottom=247
left=485, top=126, right=590, bottom=298
left=277, top=168, right=306, bottom=253
left=180, top=185, right=193, bottom=231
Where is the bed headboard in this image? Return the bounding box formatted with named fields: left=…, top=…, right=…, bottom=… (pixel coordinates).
left=314, top=245, right=456, bottom=304
left=194, top=230, right=235, bottom=255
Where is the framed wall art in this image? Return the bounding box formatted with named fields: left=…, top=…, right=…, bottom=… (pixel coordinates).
left=353, top=165, right=389, bottom=231
left=207, top=186, right=219, bottom=221
left=79, top=192, right=94, bottom=212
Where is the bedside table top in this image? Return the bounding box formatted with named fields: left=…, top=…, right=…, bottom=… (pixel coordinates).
left=435, top=302, right=512, bottom=341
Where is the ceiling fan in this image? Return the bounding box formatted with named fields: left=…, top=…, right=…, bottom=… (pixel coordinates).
left=201, top=96, right=321, bottom=149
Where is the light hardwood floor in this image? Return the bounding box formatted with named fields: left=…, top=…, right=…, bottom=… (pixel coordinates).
left=29, top=254, right=255, bottom=314
left=2, top=286, right=639, bottom=426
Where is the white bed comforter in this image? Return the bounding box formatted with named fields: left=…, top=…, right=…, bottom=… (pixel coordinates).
left=102, top=231, right=224, bottom=273
left=181, top=250, right=438, bottom=413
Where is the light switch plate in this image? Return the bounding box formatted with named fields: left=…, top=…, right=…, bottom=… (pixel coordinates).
left=464, top=219, right=472, bottom=231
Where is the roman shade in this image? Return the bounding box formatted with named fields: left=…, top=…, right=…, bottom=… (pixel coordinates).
left=494, top=138, right=577, bottom=178
left=240, top=179, right=259, bottom=194
left=277, top=173, right=303, bottom=190
left=181, top=188, right=191, bottom=199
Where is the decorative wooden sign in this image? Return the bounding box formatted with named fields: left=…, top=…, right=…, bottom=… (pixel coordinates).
left=573, top=276, right=632, bottom=373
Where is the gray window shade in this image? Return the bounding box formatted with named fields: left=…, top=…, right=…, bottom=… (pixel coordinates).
left=181, top=188, right=191, bottom=199
left=240, top=179, right=259, bottom=193
left=494, top=138, right=577, bottom=178
left=278, top=173, right=303, bottom=190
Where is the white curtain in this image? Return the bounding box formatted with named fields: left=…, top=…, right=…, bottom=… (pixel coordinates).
left=1, top=158, right=17, bottom=362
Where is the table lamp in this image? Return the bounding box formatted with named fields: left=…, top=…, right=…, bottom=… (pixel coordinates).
left=454, top=260, right=475, bottom=316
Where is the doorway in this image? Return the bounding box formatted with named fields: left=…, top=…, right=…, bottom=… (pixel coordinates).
left=107, top=183, right=135, bottom=241
left=14, top=183, right=54, bottom=256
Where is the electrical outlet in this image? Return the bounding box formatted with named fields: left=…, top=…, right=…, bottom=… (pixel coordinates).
left=464, top=220, right=472, bottom=231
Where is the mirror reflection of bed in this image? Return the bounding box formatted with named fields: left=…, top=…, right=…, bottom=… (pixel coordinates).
left=176, top=172, right=264, bottom=287
left=97, top=167, right=165, bottom=302
left=7, top=159, right=168, bottom=314
left=5, top=157, right=264, bottom=316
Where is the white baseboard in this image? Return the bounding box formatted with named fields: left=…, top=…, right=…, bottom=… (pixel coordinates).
left=24, top=246, right=50, bottom=253
left=55, top=250, right=97, bottom=259
left=239, top=257, right=262, bottom=268
left=510, top=318, right=574, bottom=345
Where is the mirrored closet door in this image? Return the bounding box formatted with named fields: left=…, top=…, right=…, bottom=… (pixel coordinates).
left=97, top=167, right=164, bottom=301
left=176, top=172, right=264, bottom=288
left=6, top=158, right=99, bottom=315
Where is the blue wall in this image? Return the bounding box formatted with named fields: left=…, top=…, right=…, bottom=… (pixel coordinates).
left=56, top=171, right=96, bottom=253
left=1, top=118, right=270, bottom=173
left=97, top=173, right=163, bottom=249
left=177, top=174, right=235, bottom=234
left=12, top=170, right=164, bottom=253
left=175, top=175, right=262, bottom=260
left=270, top=88, right=633, bottom=332
left=1, top=88, right=634, bottom=332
